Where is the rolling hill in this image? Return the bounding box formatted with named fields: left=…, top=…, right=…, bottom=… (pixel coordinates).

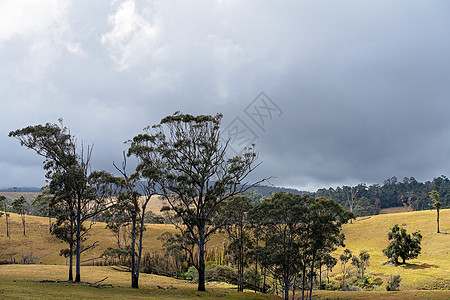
left=0, top=209, right=448, bottom=291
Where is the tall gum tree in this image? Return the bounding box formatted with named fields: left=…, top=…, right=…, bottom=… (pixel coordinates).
left=112, top=148, right=163, bottom=289
left=130, top=112, right=266, bottom=291
left=9, top=122, right=115, bottom=282
left=429, top=190, right=442, bottom=233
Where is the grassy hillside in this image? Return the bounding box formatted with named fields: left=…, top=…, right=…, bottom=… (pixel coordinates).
left=0, top=209, right=449, bottom=291
left=0, top=212, right=226, bottom=265
left=336, top=209, right=450, bottom=290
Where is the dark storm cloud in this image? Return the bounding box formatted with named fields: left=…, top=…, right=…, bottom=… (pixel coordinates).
left=1, top=0, right=449, bottom=191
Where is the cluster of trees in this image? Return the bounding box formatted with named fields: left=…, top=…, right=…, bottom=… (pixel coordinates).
left=8, top=113, right=353, bottom=300
left=0, top=195, right=32, bottom=237
left=158, top=192, right=352, bottom=300
left=7, top=113, right=265, bottom=290
left=315, top=176, right=450, bottom=217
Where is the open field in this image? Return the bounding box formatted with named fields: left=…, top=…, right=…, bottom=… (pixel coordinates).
left=336, top=209, right=450, bottom=290
left=0, top=208, right=449, bottom=299
left=0, top=212, right=226, bottom=265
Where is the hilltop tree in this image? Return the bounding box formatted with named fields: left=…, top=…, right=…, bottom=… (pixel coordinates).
left=0, top=195, right=9, bottom=238
left=9, top=122, right=116, bottom=282
left=382, top=224, right=422, bottom=265
left=133, top=112, right=265, bottom=291
left=11, top=196, right=27, bottom=236
left=429, top=190, right=442, bottom=233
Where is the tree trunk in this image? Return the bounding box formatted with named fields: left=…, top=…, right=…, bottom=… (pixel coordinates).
left=6, top=213, right=10, bottom=238
left=117, top=226, right=121, bottom=249
left=283, top=276, right=290, bottom=300
left=131, top=215, right=137, bottom=288
left=301, top=263, right=307, bottom=300
left=309, top=252, right=316, bottom=300
left=254, top=236, right=259, bottom=292
left=22, top=218, right=26, bottom=236
left=75, top=199, right=82, bottom=283
left=263, top=267, right=267, bottom=293
left=319, top=264, right=322, bottom=290
left=437, top=209, right=440, bottom=233
left=198, top=227, right=206, bottom=291
left=68, top=243, right=74, bottom=281
left=292, top=274, right=296, bottom=300
left=134, top=208, right=148, bottom=289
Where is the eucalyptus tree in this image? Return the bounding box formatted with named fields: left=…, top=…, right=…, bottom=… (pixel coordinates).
left=112, top=149, right=162, bottom=289
left=131, top=112, right=265, bottom=291
left=339, top=249, right=352, bottom=289
left=0, top=195, right=9, bottom=238
left=219, top=195, right=254, bottom=292
left=250, top=192, right=309, bottom=300
left=11, top=196, right=27, bottom=236
left=351, top=250, right=370, bottom=281
left=249, top=192, right=350, bottom=300
left=304, top=198, right=350, bottom=299
left=429, top=190, right=442, bottom=233
left=9, top=122, right=116, bottom=282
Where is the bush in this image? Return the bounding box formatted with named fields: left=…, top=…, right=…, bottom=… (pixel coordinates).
left=205, top=264, right=237, bottom=283
left=182, top=266, right=198, bottom=281
left=386, top=275, right=401, bottom=291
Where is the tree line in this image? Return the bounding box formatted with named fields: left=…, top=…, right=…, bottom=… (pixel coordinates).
left=315, top=175, right=450, bottom=217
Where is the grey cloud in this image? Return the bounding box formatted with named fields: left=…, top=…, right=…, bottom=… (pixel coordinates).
left=1, top=1, right=450, bottom=191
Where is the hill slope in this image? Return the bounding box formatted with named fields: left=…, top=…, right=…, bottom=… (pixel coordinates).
left=339, top=209, right=450, bottom=290
left=0, top=209, right=448, bottom=290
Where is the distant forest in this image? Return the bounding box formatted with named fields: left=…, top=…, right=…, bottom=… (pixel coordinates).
left=315, top=176, right=450, bottom=217
left=2, top=175, right=450, bottom=218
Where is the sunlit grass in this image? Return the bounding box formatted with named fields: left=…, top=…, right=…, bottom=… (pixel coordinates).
left=0, top=212, right=225, bottom=265
left=335, top=209, right=450, bottom=290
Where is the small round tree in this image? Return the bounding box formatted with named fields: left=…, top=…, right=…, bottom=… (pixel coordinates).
left=383, top=224, right=422, bottom=265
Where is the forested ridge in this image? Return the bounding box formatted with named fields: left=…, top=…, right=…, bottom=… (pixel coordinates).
left=315, top=176, right=450, bottom=217
left=2, top=175, right=449, bottom=219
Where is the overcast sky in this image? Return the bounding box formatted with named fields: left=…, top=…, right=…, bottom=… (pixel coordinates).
left=1, top=0, right=450, bottom=192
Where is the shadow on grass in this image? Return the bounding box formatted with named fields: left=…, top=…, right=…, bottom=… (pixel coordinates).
left=110, top=266, right=131, bottom=273
left=400, top=263, right=439, bottom=269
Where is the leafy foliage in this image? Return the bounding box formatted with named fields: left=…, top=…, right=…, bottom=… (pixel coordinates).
left=382, top=224, right=422, bottom=264
left=131, top=112, right=264, bottom=291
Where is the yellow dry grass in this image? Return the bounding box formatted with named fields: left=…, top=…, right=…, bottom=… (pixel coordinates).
left=334, top=208, right=450, bottom=290
left=0, top=212, right=225, bottom=265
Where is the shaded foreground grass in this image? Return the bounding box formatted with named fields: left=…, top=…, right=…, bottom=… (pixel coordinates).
left=0, top=265, right=278, bottom=300
left=313, top=290, right=450, bottom=300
